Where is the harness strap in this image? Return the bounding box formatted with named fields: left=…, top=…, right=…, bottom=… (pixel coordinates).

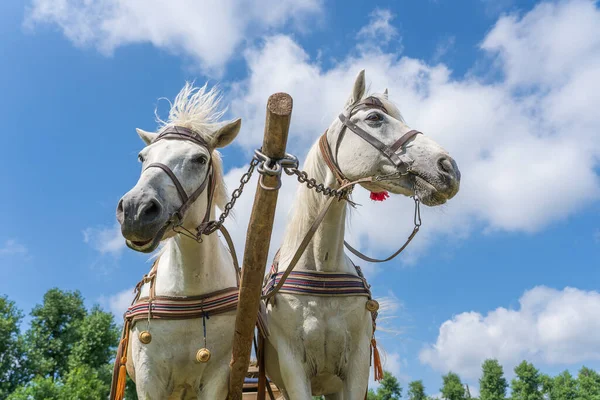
left=319, top=133, right=347, bottom=184
left=261, top=178, right=371, bottom=301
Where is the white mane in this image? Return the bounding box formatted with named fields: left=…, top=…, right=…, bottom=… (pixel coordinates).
left=155, top=82, right=229, bottom=210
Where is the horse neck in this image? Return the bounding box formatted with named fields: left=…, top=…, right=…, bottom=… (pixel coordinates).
left=278, top=141, right=354, bottom=274
left=154, top=203, right=237, bottom=296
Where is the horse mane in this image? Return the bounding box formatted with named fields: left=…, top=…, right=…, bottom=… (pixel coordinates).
left=155, top=82, right=229, bottom=211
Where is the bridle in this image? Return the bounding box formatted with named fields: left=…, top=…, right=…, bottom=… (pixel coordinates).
left=128, top=126, right=217, bottom=253
left=320, top=96, right=423, bottom=185
left=262, top=96, right=425, bottom=301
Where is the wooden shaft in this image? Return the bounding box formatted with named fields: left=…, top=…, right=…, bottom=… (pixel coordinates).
left=257, top=335, right=267, bottom=400
left=228, top=93, right=293, bottom=400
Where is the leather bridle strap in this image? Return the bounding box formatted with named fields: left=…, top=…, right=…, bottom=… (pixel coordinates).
left=144, top=161, right=213, bottom=224
left=144, top=125, right=215, bottom=226
left=338, top=113, right=421, bottom=174
left=319, top=133, right=348, bottom=184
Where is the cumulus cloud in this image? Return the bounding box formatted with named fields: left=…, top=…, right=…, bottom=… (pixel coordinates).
left=83, top=223, right=126, bottom=257
left=100, top=286, right=136, bottom=318
left=24, top=0, right=322, bottom=74
left=419, top=286, right=600, bottom=379
left=0, top=239, right=29, bottom=256
left=226, top=0, right=600, bottom=264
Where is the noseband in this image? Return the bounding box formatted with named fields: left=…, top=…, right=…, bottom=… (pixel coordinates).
left=140, top=126, right=216, bottom=249
left=320, top=96, right=422, bottom=184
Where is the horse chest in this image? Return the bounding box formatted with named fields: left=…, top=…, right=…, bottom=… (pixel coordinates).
left=285, top=296, right=371, bottom=372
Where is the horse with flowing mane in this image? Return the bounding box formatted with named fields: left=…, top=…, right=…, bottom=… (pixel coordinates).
left=115, top=82, right=242, bottom=399
left=262, top=70, right=461, bottom=399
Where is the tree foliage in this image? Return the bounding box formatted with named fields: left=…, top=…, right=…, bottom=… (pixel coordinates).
left=479, top=359, right=508, bottom=400
left=511, top=361, right=543, bottom=400
left=541, top=370, right=577, bottom=400
left=441, top=372, right=466, bottom=400
left=576, top=367, right=600, bottom=400
left=23, top=288, right=87, bottom=379
left=367, top=371, right=403, bottom=400
left=0, top=296, right=26, bottom=398
left=407, top=380, right=427, bottom=400
left=1, top=288, right=123, bottom=399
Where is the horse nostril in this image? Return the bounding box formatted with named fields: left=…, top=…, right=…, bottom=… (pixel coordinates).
left=116, top=199, right=125, bottom=223
left=140, top=199, right=161, bottom=221
left=437, top=157, right=454, bottom=175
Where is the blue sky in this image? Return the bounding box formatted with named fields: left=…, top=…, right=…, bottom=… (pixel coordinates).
left=2, top=0, right=599, bottom=396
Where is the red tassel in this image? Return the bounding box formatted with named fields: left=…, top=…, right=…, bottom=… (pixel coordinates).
left=371, top=338, right=384, bottom=382
left=370, top=191, right=389, bottom=202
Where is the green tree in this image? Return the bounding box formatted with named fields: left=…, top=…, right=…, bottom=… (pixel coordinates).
left=545, top=370, right=577, bottom=400
left=6, top=288, right=124, bottom=399
left=479, top=359, right=507, bottom=400
left=23, top=288, right=86, bottom=379
left=511, top=361, right=543, bottom=400
left=6, top=376, right=61, bottom=400
left=0, top=296, right=27, bottom=398
left=68, top=305, right=119, bottom=376
left=407, top=380, right=427, bottom=400
left=441, top=372, right=466, bottom=400
left=367, top=371, right=403, bottom=400
left=576, top=366, right=600, bottom=400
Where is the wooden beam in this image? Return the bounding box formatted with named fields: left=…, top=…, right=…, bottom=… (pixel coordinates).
left=228, top=93, right=293, bottom=400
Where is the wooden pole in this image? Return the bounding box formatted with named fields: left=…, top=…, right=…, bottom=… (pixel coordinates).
left=228, top=93, right=293, bottom=400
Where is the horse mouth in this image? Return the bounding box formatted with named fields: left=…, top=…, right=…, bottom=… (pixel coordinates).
left=125, top=237, right=157, bottom=253
left=131, top=238, right=152, bottom=247
left=414, top=175, right=448, bottom=206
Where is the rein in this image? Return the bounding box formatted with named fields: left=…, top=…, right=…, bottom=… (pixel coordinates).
left=262, top=96, right=424, bottom=300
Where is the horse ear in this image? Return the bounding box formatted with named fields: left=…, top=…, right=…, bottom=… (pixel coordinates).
left=211, top=118, right=241, bottom=149
left=345, top=69, right=366, bottom=109
left=136, top=128, right=157, bottom=145
left=383, top=88, right=389, bottom=99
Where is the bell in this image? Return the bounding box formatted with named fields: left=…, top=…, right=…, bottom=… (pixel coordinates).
left=366, top=299, right=380, bottom=312
left=139, top=330, right=152, bottom=344
left=195, top=348, right=211, bottom=363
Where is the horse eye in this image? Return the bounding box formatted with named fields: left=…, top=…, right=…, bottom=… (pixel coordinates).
left=194, top=155, right=208, bottom=165
left=366, top=112, right=383, bottom=122
left=138, top=154, right=144, bottom=163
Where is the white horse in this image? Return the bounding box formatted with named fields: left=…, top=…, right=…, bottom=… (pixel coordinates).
left=263, top=70, right=461, bottom=399
left=116, top=83, right=241, bottom=399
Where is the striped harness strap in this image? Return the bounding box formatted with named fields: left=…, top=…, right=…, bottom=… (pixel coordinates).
left=262, top=265, right=372, bottom=298
left=262, top=252, right=377, bottom=329
left=126, top=287, right=239, bottom=322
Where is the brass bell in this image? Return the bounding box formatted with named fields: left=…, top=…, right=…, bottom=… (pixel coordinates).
left=366, top=299, right=380, bottom=312
left=195, top=348, right=211, bottom=363
left=139, top=330, right=152, bottom=344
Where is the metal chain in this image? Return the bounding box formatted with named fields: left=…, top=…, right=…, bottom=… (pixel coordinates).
left=195, top=148, right=350, bottom=237
left=197, top=158, right=260, bottom=235
left=283, top=166, right=350, bottom=200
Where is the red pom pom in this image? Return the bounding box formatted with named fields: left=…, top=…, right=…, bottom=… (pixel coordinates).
left=370, top=191, right=389, bottom=202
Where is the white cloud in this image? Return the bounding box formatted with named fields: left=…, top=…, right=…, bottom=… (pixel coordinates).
left=100, top=286, right=136, bottom=318
left=24, top=0, right=322, bottom=75
left=225, top=0, right=600, bottom=264
left=419, top=286, right=600, bottom=379
left=357, top=9, right=399, bottom=47
left=83, top=223, right=126, bottom=257
left=0, top=239, right=29, bottom=256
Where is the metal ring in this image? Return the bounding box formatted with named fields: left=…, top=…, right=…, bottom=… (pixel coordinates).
left=259, top=175, right=282, bottom=191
